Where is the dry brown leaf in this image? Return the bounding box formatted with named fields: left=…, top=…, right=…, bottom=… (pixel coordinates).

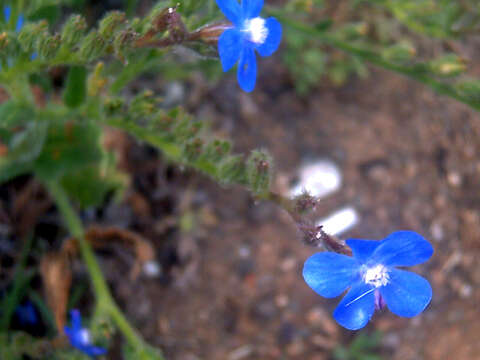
left=40, top=251, right=72, bottom=333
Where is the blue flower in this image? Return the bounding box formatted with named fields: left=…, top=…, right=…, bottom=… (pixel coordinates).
left=3, top=6, right=24, bottom=32
left=15, top=301, right=38, bottom=325
left=64, top=310, right=107, bottom=357
left=303, top=231, right=433, bottom=330
left=2, top=5, right=37, bottom=66
left=215, top=0, right=282, bottom=92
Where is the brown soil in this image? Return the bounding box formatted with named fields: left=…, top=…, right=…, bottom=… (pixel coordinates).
left=3, top=44, right=480, bottom=360
left=98, top=62, right=480, bottom=360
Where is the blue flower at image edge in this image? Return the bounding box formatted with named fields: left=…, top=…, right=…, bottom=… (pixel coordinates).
left=303, top=231, right=433, bottom=330
left=216, top=0, right=282, bottom=92
left=4, top=6, right=24, bottom=32
left=15, top=301, right=38, bottom=325
left=64, top=310, right=107, bottom=357
left=2, top=5, right=37, bottom=65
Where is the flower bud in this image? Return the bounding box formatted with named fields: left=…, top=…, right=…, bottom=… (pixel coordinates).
left=218, top=155, right=247, bottom=186
left=149, top=112, right=175, bottom=133
left=104, top=97, right=125, bottom=116
left=61, top=15, right=87, bottom=49
left=99, top=11, right=126, bottom=41
left=0, top=32, right=11, bottom=54
left=18, top=21, right=48, bottom=53
left=456, top=80, right=480, bottom=101
left=79, top=31, right=107, bottom=61
left=430, top=54, right=466, bottom=77
left=203, top=139, right=231, bottom=162
left=246, top=149, right=273, bottom=195
left=382, top=42, right=416, bottom=63
left=88, top=62, right=107, bottom=97
left=189, top=22, right=231, bottom=45
left=183, top=138, right=204, bottom=162
left=339, top=22, right=368, bottom=39
left=37, top=33, right=61, bottom=60
left=293, top=191, right=318, bottom=215
left=172, top=117, right=202, bottom=142
left=130, top=90, right=157, bottom=119
left=113, top=28, right=138, bottom=60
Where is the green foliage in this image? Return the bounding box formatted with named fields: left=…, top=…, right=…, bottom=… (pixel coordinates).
left=0, top=236, right=34, bottom=332
left=60, top=153, right=127, bottom=208
left=334, top=331, right=383, bottom=360
left=246, top=149, right=274, bottom=196
left=0, top=331, right=53, bottom=359
left=368, top=0, right=480, bottom=38
left=63, top=66, right=87, bottom=108
left=123, top=343, right=164, bottom=360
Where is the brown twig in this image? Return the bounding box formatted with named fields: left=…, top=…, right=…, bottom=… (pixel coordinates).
left=261, top=190, right=351, bottom=255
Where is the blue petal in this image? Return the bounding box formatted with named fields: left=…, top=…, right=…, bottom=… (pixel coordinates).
left=83, top=345, right=108, bottom=357
left=16, top=14, right=24, bottom=32
left=303, top=252, right=360, bottom=298
left=218, top=28, right=242, bottom=72
left=346, top=239, right=381, bottom=263
left=242, top=0, right=263, bottom=18
left=215, top=0, right=243, bottom=25
left=64, top=325, right=73, bottom=338
left=380, top=268, right=432, bottom=317
left=4, top=6, right=11, bottom=23
left=333, top=282, right=375, bottom=330
left=237, top=47, right=257, bottom=92
left=371, top=231, right=434, bottom=267
left=70, top=309, right=83, bottom=331
left=256, top=17, right=282, bottom=57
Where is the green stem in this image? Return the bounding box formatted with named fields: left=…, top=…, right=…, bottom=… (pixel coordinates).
left=106, top=117, right=292, bottom=209
left=46, top=180, right=108, bottom=299
left=45, top=180, right=162, bottom=358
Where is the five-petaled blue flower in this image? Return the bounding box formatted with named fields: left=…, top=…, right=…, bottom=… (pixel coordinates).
left=303, top=231, right=433, bottom=330
left=64, top=310, right=107, bottom=357
left=215, top=0, right=282, bottom=92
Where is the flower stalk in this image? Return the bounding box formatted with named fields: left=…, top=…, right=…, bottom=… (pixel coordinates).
left=45, top=180, right=163, bottom=359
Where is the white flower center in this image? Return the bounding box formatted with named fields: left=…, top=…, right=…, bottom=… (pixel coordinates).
left=243, top=17, right=268, bottom=44
left=79, top=329, right=91, bottom=345
left=362, top=264, right=389, bottom=288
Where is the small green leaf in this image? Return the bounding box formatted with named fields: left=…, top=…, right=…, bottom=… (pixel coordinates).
left=0, top=120, right=48, bottom=183
left=61, top=152, right=128, bottom=208
left=123, top=342, right=164, bottom=360
left=33, top=121, right=102, bottom=181
left=0, top=101, right=35, bottom=128
left=63, top=66, right=88, bottom=108
left=28, top=5, right=60, bottom=24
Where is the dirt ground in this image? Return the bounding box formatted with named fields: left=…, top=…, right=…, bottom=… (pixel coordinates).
left=87, top=60, right=480, bottom=360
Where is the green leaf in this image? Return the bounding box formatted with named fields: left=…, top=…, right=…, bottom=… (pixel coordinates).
left=63, top=66, right=88, bottom=109
left=0, top=101, right=35, bottom=128
left=0, top=120, right=48, bottom=183
left=123, top=343, right=164, bottom=360
left=28, top=5, right=61, bottom=24
left=60, top=152, right=128, bottom=208
left=33, top=121, right=102, bottom=180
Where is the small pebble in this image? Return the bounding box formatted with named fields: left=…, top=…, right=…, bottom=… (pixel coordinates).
left=290, top=160, right=342, bottom=198
left=316, top=206, right=359, bottom=236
